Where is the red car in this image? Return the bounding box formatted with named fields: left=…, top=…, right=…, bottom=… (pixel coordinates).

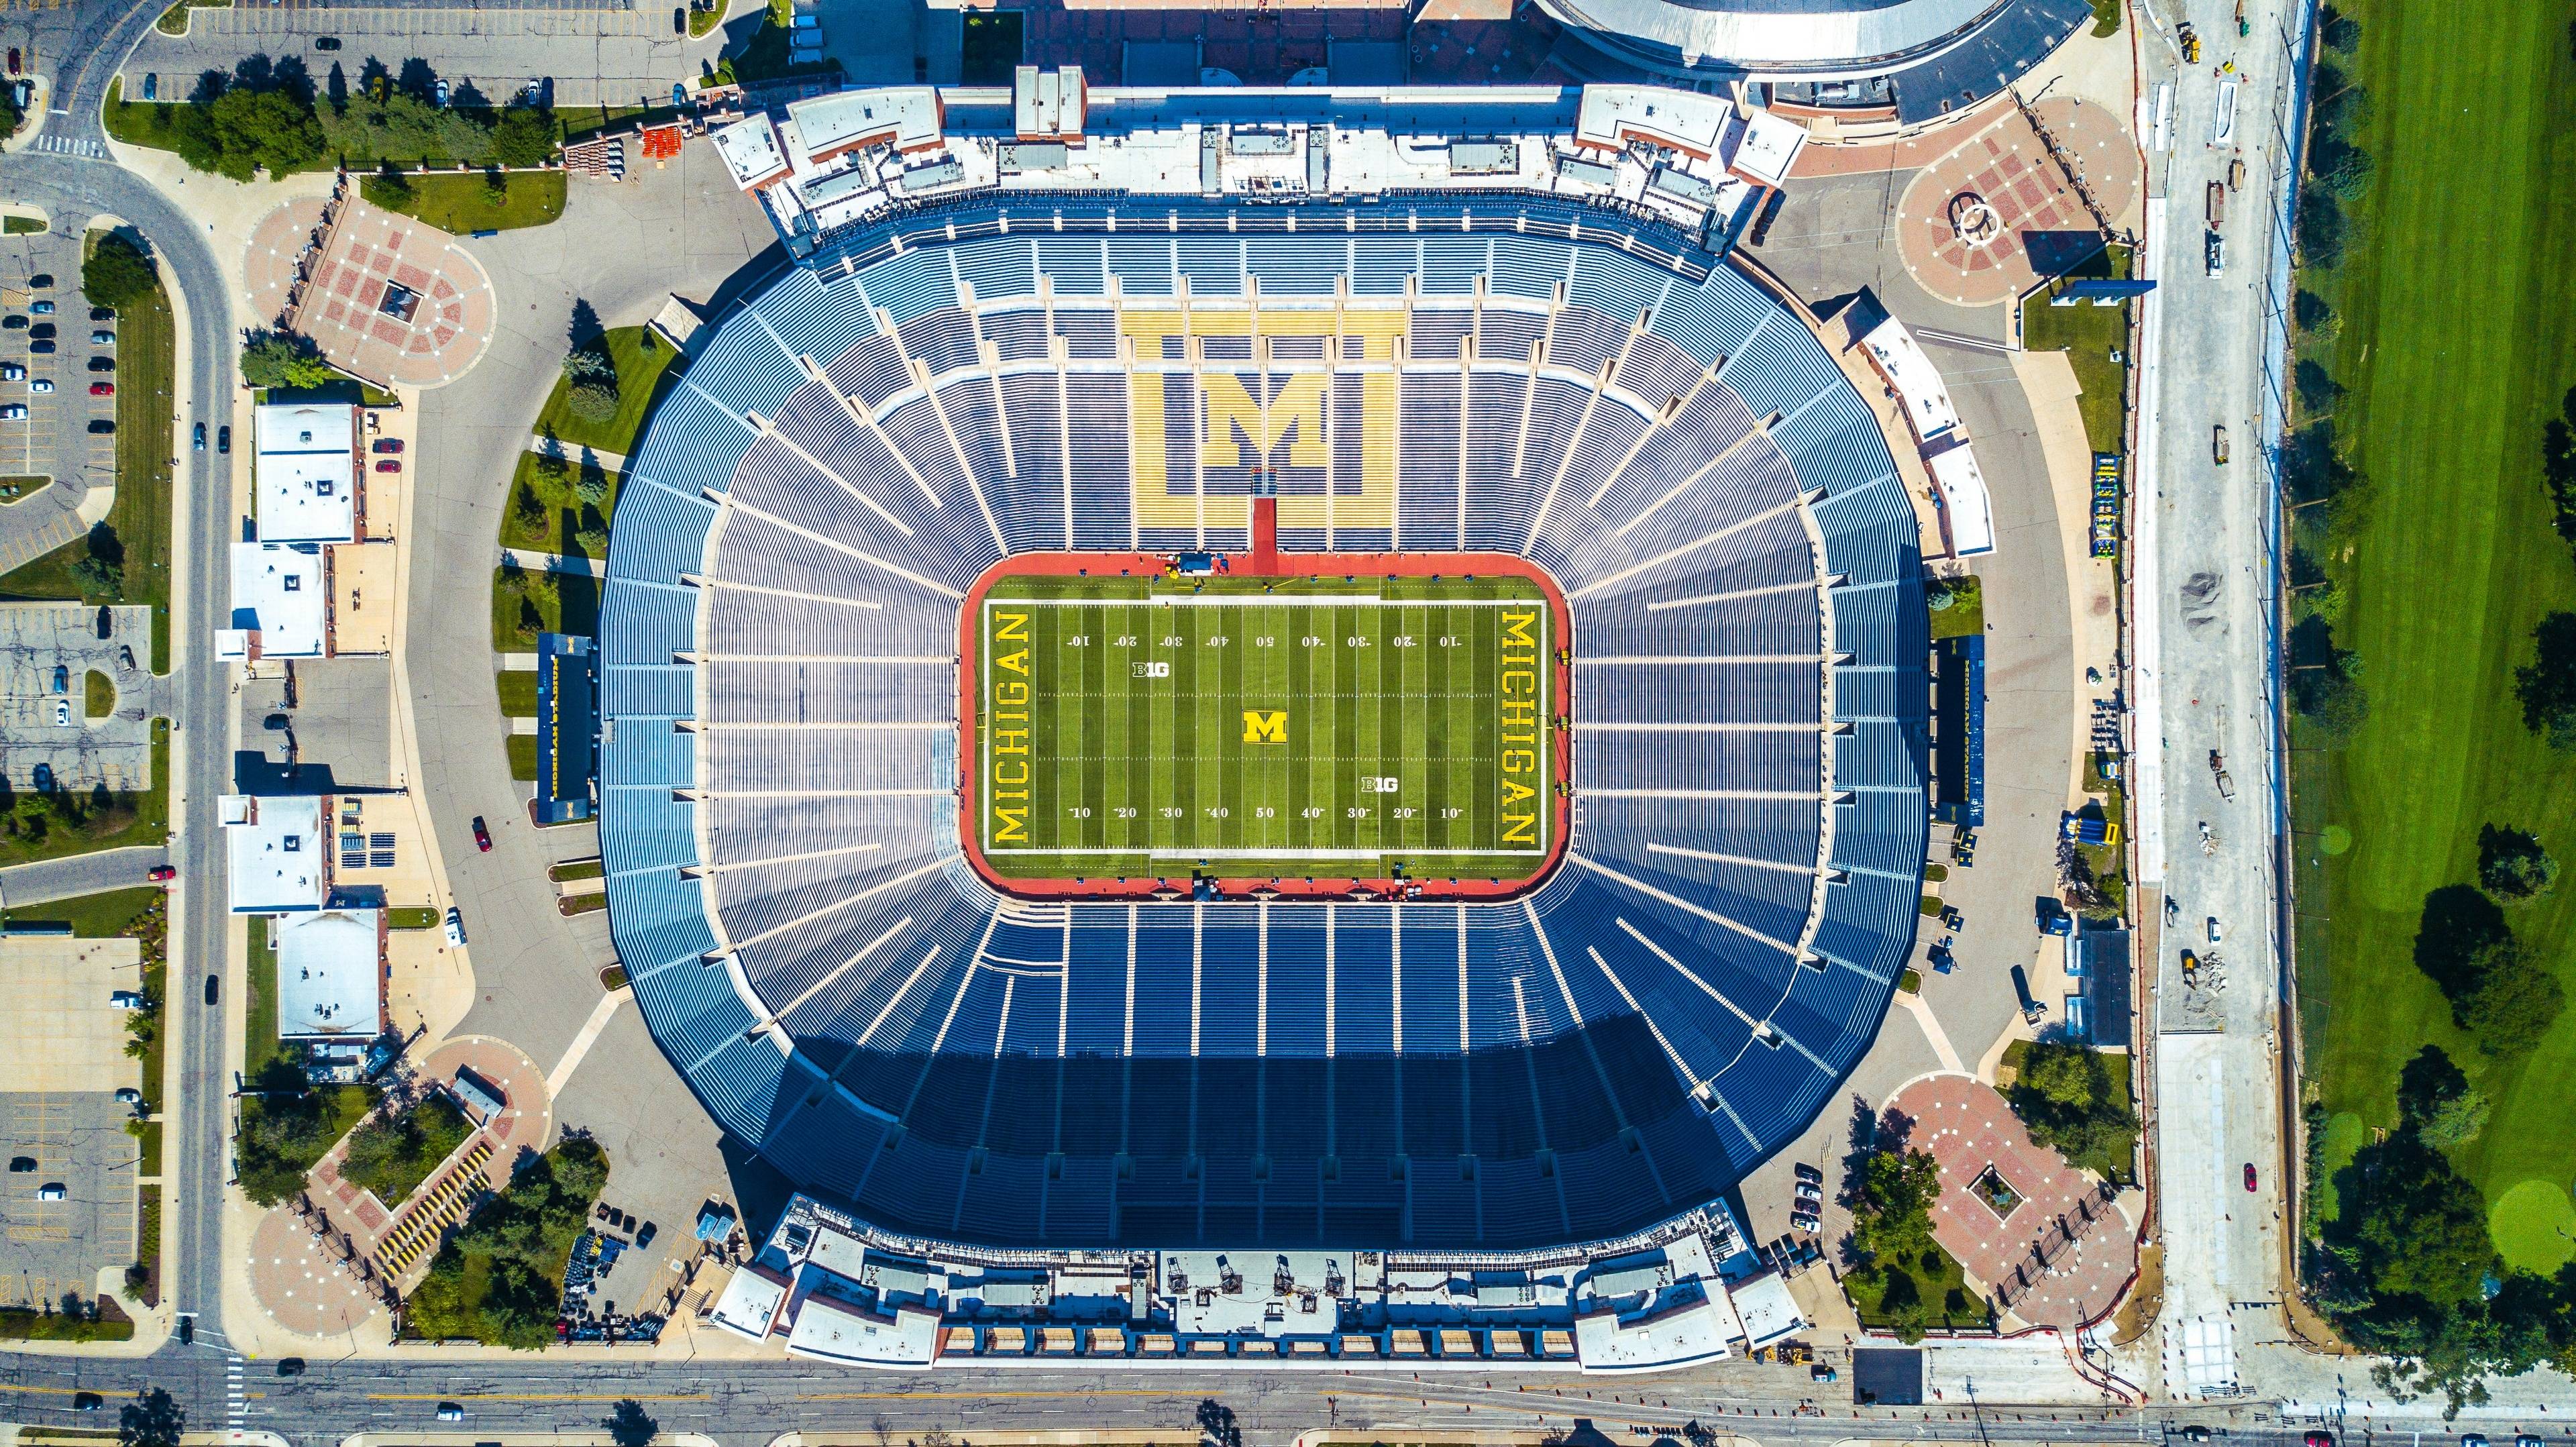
left=2244, top=1163, right=2258, bottom=1193
left=2306, top=1434, right=2336, bottom=1447
left=374, top=459, right=401, bottom=473
left=471, top=816, right=491, bottom=851
left=88, top=382, right=111, bottom=397
left=147, top=865, right=176, bottom=882
left=372, top=438, right=404, bottom=453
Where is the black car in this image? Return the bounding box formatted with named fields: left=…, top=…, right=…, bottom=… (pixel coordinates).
left=674, top=5, right=685, bottom=32
left=3, top=315, right=25, bottom=331
left=86, top=419, right=112, bottom=434
left=72, top=1391, right=101, bottom=1411
left=27, top=340, right=50, bottom=354
left=87, top=356, right=112, bottom=373
left=218, top=425, right=231, bottom=453
left=313, top=35, right=341, bottom=49
left=263, top=712, right=290, bottom=731
left=6, top=1156, right=32, bottom=1172
left=89, top=306, right=111, bottom=322
left=203, top=974, right=218, bottom=1006
left=276, top=1357, right=305, bottom=1375
left=28, top=321, right=52, bottom=340
left=27, top=272, right=50, bottom=289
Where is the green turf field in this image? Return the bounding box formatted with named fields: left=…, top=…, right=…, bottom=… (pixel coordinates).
left=2292, top=0, right=2576, bottom=1267
left=975, top=573, right=1554, bottom=880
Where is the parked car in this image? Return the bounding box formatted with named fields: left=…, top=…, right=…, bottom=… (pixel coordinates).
left=89, top=382, right=111, bottom=396
left=1810, top=1364, right=1837, bottom=1383
left=114, top=1087, right=140, bottom=1106
left=85, top=418, right=111, bottom=433
left=72, top=1391, right=101, bottom=1411
left=636, top=1220, right=657, bottom=1247
left=7, top=48, right=19, bottom=75
left=88, top=306, right=111, bottom=322
left=262, top=712, right=289, bottom=731
left=27, top=321, right=52, bottom=339
left=109, top=990, right=145, bottom=1009
left=472, top=815, right=492, bottom=851
left=87, top=356, right=112, bottom=372
left=1793, top=1161, right=1823, bottom=1183
left=313, top=35, right=341, bottom=49
left=2243, top=1163, right=2259, bottom=1192
left=29, top=378, right=50, bottom=393
left=141, top=72, right=158, bottom=101
left=218, top=425, right=230, bottom=453
left=434, top=78, right=450, bottom=107
left=374, top=437, right=404, bottom=453
left=2461, top=1436, right=2489, bottom=1447
left=445, top=907, right=467, bottom=948
left=192, top=422, right=205, bottom=450
left=27, top=273, right=49, bottom=289
left=35, top=1182, right=64, bottom=1201
left=0, top=405, right=25, bottom=421
left=7, top=1156, right=34, bottom=1172
left=277, top=1357, right=306, bottom=1375
left=2205, top=230, right=2225, bottom=278
left=148, top=864, right=176, bottom=882
left=436, top=1403, right=466, bottom=1422
left=89, top=329, right=114, bottom=345
left=30, top=300, right=52, bottom=315
left=203, top=974, right=218, bottom=1006
left=1, top=363, right=21, bottom=380
left=2180, top=1430, right=2212, bottom=1444
left=375, top=458, right=401, bottom=472
left=53, top=698, right=70, bottom=726
left=3, top=315, right=26, bottom=331
left=26, top=340, right=51, bottom=354
left=674, top=6, right=686, bottom=33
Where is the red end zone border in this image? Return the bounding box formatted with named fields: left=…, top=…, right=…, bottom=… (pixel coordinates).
left=957, top=538, right=1575, bottom=905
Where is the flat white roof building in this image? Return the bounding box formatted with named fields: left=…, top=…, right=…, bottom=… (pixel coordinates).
left=1856, top=307, right=1994, bottom=557
left=217, top=543, right=326, bottom=661
left=253, top=403, right=359, bottom=544
left=222, top=794, right=327, bottom=914
left=273, top=908, right=381, bottom=1040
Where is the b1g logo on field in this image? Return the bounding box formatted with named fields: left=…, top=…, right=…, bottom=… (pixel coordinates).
left=1242, top=710, right=1289, bottom=745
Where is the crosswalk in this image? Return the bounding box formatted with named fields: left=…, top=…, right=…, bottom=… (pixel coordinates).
left=223, top=1352, right=245, bottom=1427
left=25, top=133, right=106, bottom=159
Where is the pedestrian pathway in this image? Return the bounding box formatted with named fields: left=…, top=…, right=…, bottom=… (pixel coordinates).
left=528, top=438, right=629, bottom=473
left=502, top=545, right=598, bottom=577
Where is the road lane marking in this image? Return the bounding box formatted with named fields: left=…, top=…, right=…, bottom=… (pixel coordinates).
left=368, top=1391, right=712, bottom=1403
left=544, top=986, right=628, bottom=1097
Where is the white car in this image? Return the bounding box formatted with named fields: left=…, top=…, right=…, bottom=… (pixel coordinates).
left=35, top=1183, right=65, bottom=1201
left=53, top=698, right=70, bottom=727
left=444, top=907, right=466, bottom=949
left=0, top=405, right=24, bottom=421
left=435, top=1403, right=465, bottom=1422
left=113, top=1087, right=141, bottom=1106
left=1, top=363, right=22, bottom=380
left=2206, top=916, right=2222, bottom=944
left=30, top=378, right=51, bottom=393
left=108, top=990, right=145, bottom=1009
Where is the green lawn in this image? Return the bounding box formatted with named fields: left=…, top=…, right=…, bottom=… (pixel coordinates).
left=2, top=235, right=178, bottom=672
left=386, top=907, right=439, bottom=931
left=3, top=215, right=45, bottom=235
left=507, top=733, right=539, bottom=782
left=491, top=566, right=601, bottom=650
left=84, top=669, right=113, bottom=719
left=0, top=1305, right=133, bottom=1342
left=2, top=885, right=162, bottom=939
left=2019, top=246, right=2134, bottom=457
left=133, top=1185, right=160, bottom=1305
left=550, top=859, right=604, bottom=883
left=495, top=669, right=539, bottom=716
left=1928, top=574, right=1984, bottom=639
left=534, top=327, right=679, bottom=458
left=368, top=172, right=566, bottom=234
left=1848, top=1243, right=1992, bottom=1337
left=502, top=447, right=621, bottom=557
left=974, top=572, right=1555, bottom=881
left=2292, top=0, right=2576, bottom=1275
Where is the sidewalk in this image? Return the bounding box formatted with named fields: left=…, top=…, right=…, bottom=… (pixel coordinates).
left=529, top=438, right=629, bottom=473
left=502, top=546, right=599, bottom=578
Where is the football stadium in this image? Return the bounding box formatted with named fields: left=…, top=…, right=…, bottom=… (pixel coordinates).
left=602, top=78, right=1931, bottom=1369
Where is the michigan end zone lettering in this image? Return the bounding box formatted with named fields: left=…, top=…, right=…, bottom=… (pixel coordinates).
left=1500, top=608, right=1541, bottom=847
left=986, top=608, right=1034, bottom=846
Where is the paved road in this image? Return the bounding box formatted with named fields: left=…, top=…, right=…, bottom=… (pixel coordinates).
left=2133, top=0, right=2307, bottom=1399
left=0, top=0, right=240, bottom=1373
left=0, top=845, right=166, bottom=907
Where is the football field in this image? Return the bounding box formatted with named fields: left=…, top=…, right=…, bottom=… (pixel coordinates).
left=975, top=573, right=1556, bottom=881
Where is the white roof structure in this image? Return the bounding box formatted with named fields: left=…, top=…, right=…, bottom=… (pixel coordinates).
left=1856, top=309, right=1994, bottom=557
left=1927, top=439, right=1997, bottom=556
left=1573, top=1291, right=1735, bottom=1371
left=708, top=1265, right=791, bottom=1340
left=784, top=1289, right=943, bottom=1367
left=1860, top=313, right=1963, bottom=443
left=217, top=543, right=326, bottom=661
left=1728, top=1269, right=1804, bottom=1348
left=273, top=908, right=381, bottom=1040
left=724, top=75, right=1796, bottom=251
left=222, top=794, right=327, bottom=914
left=252, top=403, right=358, bottom=544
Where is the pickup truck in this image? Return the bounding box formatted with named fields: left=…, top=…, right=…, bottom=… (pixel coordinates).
left=2205, top=229, right=2226, bottom=277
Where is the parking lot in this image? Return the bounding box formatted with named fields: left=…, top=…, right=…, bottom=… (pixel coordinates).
left=0, top=1091, right=140, bottom=1312
left=0, top=224, right=118, bottom=578
left=0, top=601, right=161, bottom=791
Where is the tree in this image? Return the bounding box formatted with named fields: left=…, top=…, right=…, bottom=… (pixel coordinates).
left=2397, top=1046, right=2491, bottom=1152
left=1850, top=1146, right=1942, bottom=1266
left=2457, top=948, right=2564, bottom=1059
left=604, top=1399, right=659, bottom=1447
left=73, top=551, right=123, bottom=599
left=574, top=451, right=611, bottom=505
left=119, top=1387, right=185, bottom=1447
left=81, top=235, right=157, bottom=312
left=2006, top=1041, right=2139, bottom=1178
left=2516, top=611, right=2576, bottom=750
left=205, top=85, right=325, bottom=180
left=1195, top=1400, right=1242, bottom=1447
left=482, top=164, right=508, bottom=202
left=239, top=331, right=338, bottom=389
left=2479, top=824, right=2559, bottom=904
left=2290, top=614, right=2369, bottom=741
left=493, top=104, right=557, bottom=168
left=362, top=160, right=414, bottom=210
left=2343, top=1133, right=2496, bottom=1311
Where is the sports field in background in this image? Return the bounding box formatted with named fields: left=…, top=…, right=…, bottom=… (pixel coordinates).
left=973, top=573, right=1556, bottom=881
left=2292, top=0, right=2576, bottom=1269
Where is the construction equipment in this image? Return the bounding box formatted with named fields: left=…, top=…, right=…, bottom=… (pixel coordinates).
left=2179, top=21, right=2201, bottom=62
left=2209, top=748, right=2236, bottom=800
left=2235, top=0, right=2249, bottom=36
left=2213, top=423, right=2230, bottom=464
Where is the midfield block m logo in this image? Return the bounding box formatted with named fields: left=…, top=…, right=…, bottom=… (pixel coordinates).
left=1242, top=710, right=1289, bottom=745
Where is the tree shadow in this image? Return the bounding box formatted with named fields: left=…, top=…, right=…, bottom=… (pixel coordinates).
left=2412, top=883, right=2507, bottom=997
